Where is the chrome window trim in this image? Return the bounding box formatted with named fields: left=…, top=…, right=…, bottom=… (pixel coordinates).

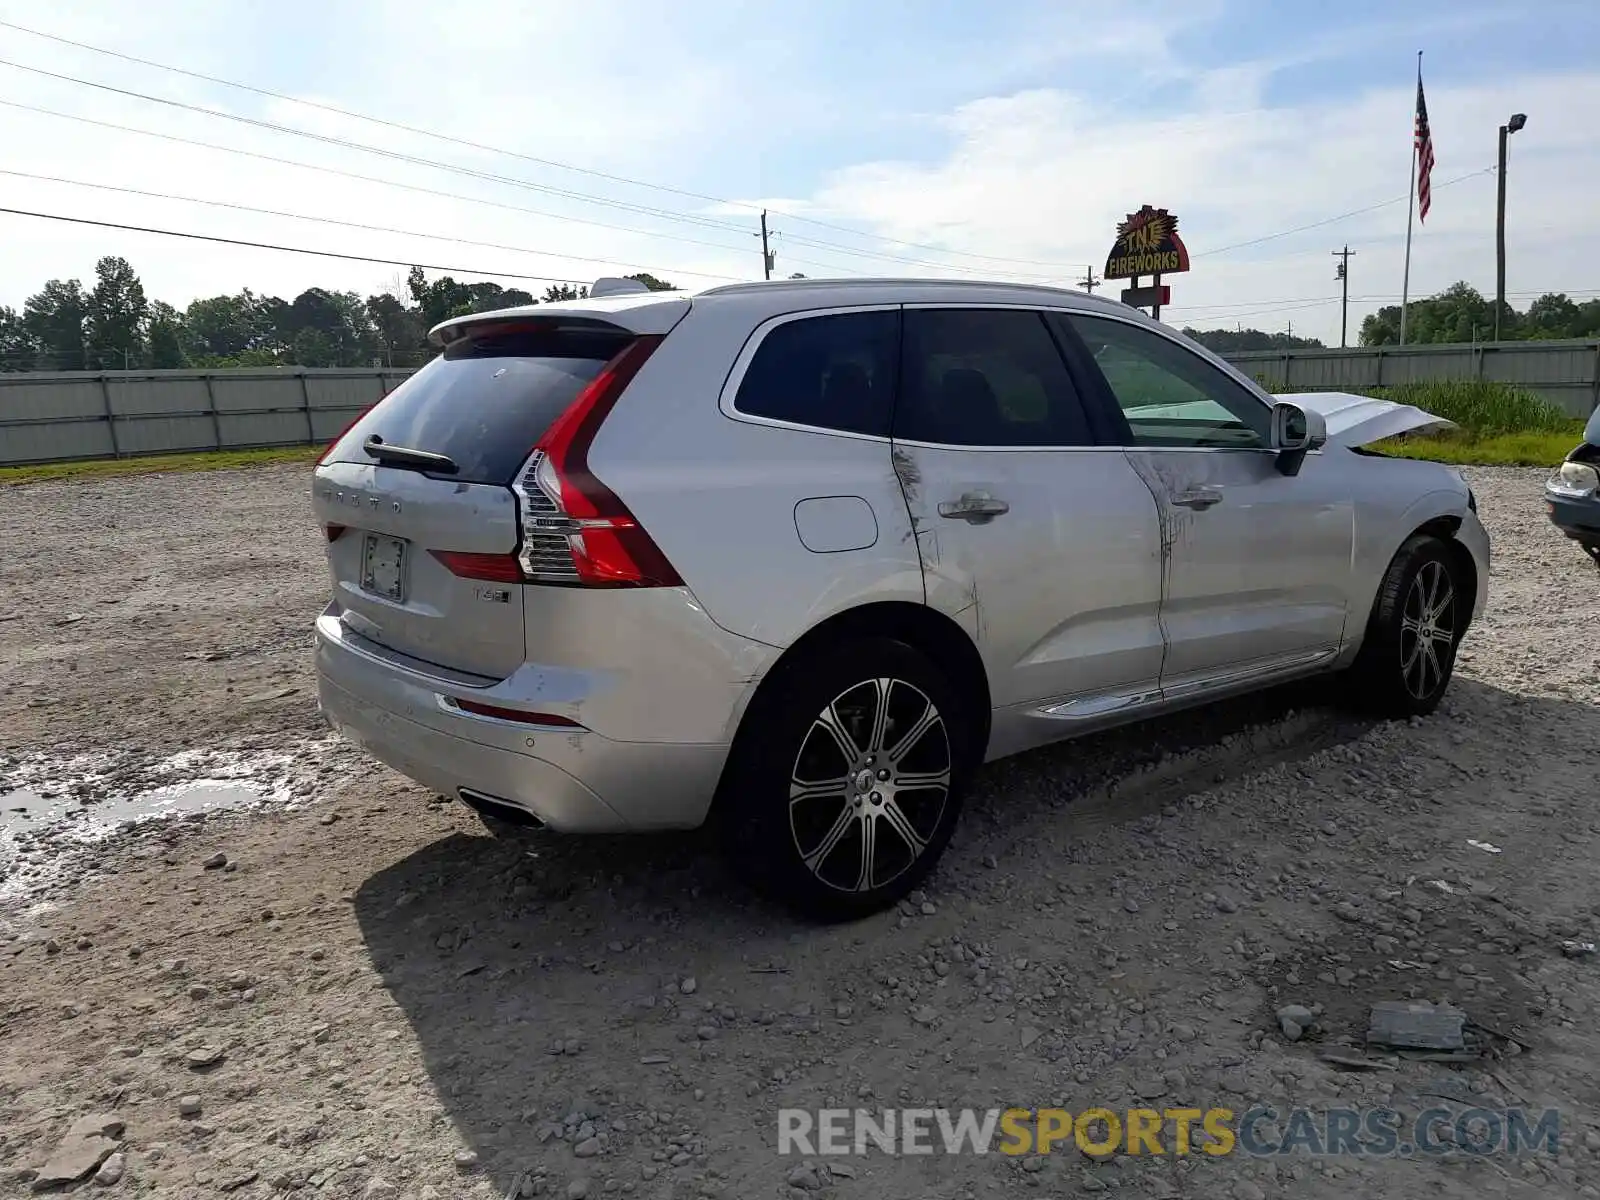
left=717, top=300, right=1305, bottom=456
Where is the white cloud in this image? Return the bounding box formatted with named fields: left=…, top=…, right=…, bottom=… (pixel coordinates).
left=0, top=0, right=1593, bottom=350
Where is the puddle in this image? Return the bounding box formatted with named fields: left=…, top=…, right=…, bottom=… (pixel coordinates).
left=0, top=739, right=343, bottom=913
left=2, top=779, right=268, bottom=836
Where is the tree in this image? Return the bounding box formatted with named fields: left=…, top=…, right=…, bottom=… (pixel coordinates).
left=625, top=273, right=676, bottom=291
left=0, top=306, right=41, bottom=372
left=366, top=292, right=424, bottom=365
left=543, top=284, right=588, bottom=302
left=184, top=290, right=287, bottom=362
left=147, top=301, right=188, bottom=368
left=23, top=279, right=89, bottom=371
left=85, top=256, right=149, bottom=369
left=1181, top=327, right=1323, bottom=352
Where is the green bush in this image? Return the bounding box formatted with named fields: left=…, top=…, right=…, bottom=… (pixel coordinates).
left=1364, top=380, right=1571, bottom=437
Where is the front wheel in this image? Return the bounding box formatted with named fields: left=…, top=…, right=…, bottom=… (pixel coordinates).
left=717, top=638, right=974, bottom=921
left=1345, top=535, right=1465, bottom=718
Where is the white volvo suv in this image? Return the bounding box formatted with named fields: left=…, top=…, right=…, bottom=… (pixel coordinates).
left=312, top=277, right=1489, bottom=918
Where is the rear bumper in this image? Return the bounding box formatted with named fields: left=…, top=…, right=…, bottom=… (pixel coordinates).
left=314, top=610, right=733, bottom=832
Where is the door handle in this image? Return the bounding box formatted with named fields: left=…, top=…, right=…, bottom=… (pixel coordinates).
left=938, top=492, right=1010, bottom=523
left=1170, top=489, right=1223, bottom=510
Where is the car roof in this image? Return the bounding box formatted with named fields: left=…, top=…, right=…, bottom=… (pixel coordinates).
left=428, top=276, right=1160, bottom=344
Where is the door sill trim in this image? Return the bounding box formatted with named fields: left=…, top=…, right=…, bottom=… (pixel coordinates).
left=1033, top=647, right=1339, bottom=723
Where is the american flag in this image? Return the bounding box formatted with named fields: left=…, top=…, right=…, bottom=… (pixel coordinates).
left=1415, top=74, right=1435, bottom=222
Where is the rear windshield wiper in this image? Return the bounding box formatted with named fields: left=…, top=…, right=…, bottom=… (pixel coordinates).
left=362, top=435, right=459, bottom=474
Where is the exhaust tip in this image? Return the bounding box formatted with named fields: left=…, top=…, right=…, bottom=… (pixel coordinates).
left=457, top=787, right=545, bottom=829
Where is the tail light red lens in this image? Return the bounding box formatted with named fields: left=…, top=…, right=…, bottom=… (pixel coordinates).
left=429, top=550, right=524, bottom=582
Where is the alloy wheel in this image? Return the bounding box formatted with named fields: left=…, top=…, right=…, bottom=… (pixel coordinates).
left=1399, top=559, right=1457, bottom=701
left=788, top=677, right=952, bottom=894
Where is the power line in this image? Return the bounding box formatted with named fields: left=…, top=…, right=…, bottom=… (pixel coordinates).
left=0, top=98, right=861, bottom=277
left=0, top=168, right=747, bottom=284
left=0, top=17, right=1104, bottom=272
left=1192, top=167, right=1496, bottom=259
left=0, top=57, right=1069, bottom=280
left=0, top=205, right=597, bottom=283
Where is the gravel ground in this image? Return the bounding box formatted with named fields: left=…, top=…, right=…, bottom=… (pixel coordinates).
left=2, top=462, right=1598, bottom=1200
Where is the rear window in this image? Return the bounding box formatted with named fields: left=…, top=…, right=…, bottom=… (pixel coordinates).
left=329, top=322, right=633, bottom=484
left=734, top=310, right=898, bottom=437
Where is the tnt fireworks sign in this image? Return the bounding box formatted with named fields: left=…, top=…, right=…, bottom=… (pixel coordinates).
left=1104, top=205, right=1189, bottom=317
left=1104, top=206, right=1190, bottom=280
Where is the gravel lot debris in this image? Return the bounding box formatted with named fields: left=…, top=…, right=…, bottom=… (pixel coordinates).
left=1, top=463, right=1598, bottom=1198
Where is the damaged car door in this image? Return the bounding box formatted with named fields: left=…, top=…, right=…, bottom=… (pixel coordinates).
left=1058, top=313, right=1355, bottom=694
left=891, top=306, right=1166, bottom=758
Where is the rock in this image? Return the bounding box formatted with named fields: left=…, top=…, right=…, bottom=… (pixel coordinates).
left=920, top=902, right=937, bottom=916
left=1560, top=940, right=1596, bottom=959
left=202, top=852, right=228, bottom=870
left=31, top=1114, right=125, bottom=1190
left=1020, top=1026, right=1042, bottom=1048
left=188, top=984, right=210, bottom=1000
left=1215, top=894, right=1239, bottom=914
left=566, top=1182, right=591, bottom=1199
left=574, top=1138, right=601, bottom=1158
left=680, top=977, right=697, bottom=995
left=1122, top=897, right=1140, bottom=913
left=786, top=1163, right=821, bottom=1190
left=1234, top=1182, right=1267, bottom=1200
left=1280, top=1019, right=1305, bottom=1042
left=1276, top=1003, right=1315, bottom=1041
left=185, top=1046, right=225, bottom=1068
left=364, top=1178, right=399, bottom=1200
left=179, top=1095, right=203, bottom=1117
left=44, top=939, right=61, bottom=955
left=911, top=1005, right=937, bottom=1026
left=453, top=1150, right=479, bottom=1172
left=93, top=1153, right=125, bottom=1187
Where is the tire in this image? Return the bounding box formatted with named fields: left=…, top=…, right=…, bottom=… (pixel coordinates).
left=717, top=638, right=974, bottom=921
left=1345, top=535, right=1465, bottom=718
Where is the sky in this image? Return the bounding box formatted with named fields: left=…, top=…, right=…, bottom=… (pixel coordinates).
left=1, top=0, right=1597, bottom=346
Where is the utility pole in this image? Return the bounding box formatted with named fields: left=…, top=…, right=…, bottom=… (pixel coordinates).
left=1332, top=245, right=1355, bottom=348
left=1077, top=266, right=1101, bottom=294
left=760, top=210, right=773, bottom=281
left=1494, top=114, right=1527, bottom=340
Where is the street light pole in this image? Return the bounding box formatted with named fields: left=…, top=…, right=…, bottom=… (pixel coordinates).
left=1495, top=112, right=1527, bottom=342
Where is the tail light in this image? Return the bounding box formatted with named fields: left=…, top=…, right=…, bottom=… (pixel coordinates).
left=511, top=335, right=682, bottom=588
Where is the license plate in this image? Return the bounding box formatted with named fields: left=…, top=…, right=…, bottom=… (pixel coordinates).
left=360, top=533, right=408, bottom=602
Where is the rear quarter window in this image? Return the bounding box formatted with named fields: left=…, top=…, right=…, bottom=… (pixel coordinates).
left=329, top=322, right=632, bottom=485
left=733, top=310, right=899, bottom=437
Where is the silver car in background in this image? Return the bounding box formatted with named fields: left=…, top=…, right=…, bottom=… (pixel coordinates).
left=311, top=277, right=1489, bottom=919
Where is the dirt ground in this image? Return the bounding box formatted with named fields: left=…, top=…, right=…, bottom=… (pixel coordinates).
left=2, top=462, right=1599, bottom=1200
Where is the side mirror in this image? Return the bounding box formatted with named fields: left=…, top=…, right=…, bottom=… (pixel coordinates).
left=1271, top=402, right=1326, bottom=476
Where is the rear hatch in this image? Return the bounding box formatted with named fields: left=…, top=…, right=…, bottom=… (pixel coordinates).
left=311, top=303, right=683, bottom=679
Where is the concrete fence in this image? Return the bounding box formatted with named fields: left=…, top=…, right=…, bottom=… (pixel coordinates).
left=0, top=368, right=413, bottom=466
left=1227, top=338, right=1600, bottom=418
left=4, top=338, right=1599, bottom=466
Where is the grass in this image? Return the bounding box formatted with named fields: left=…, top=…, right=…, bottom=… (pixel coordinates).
left=1372, top=424, right=1585, bottom=467
left=0, top=445, right=320, bottom=486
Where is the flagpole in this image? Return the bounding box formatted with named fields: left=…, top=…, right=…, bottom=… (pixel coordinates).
left=1399, top=50, right=1421, bottom=346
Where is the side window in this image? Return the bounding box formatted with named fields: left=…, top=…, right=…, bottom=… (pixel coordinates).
left=896, top=309, right=1095, bottom=447
left=733, top=310, right=898, bottom=437
left=1065, top=315, right=1270, bottom=449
